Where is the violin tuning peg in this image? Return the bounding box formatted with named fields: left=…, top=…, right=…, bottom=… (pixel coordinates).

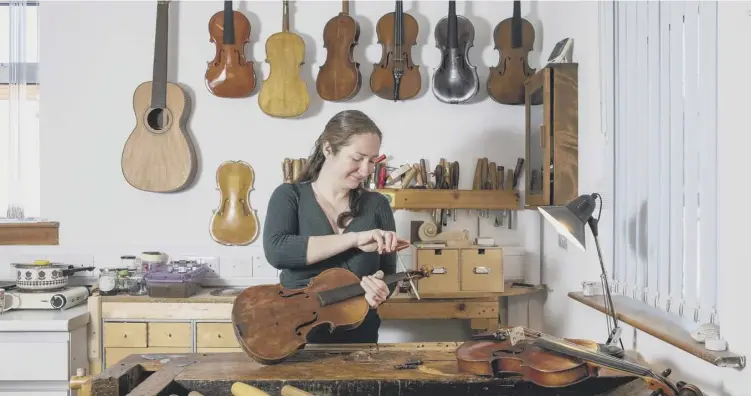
left=661, top=368, right=671, bottom=377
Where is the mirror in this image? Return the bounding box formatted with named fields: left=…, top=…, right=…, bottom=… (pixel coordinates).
left=527, top=85, right=545, bottom=196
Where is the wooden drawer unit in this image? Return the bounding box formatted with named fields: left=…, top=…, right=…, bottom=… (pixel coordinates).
left=197, top=322, right=240, bottom=348
left=414, top=247, right=504, bottom=297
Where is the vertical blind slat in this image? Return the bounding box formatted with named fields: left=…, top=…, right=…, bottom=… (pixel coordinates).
left=625, top=2, right=639, bottom=295
left=646, top=0, right=662, bottom=304
left=635, top=0, right=649, bottom=300
left=657, top=0, right=673, bottom=311
left=614, top=1, right=629, bottom=285
left=697, top=0, right=719, bottom=323
left=682, top=1, right=700, bottom=314
left=668, top=1, right=686, bottom=309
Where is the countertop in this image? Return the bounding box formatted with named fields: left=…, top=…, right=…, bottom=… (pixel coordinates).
left=0, top=304, right=90, bottom=332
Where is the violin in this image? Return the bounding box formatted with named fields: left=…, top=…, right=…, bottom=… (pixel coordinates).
left=232, top=260, right=427, bottom=365
left=316, top=0, right=361, bottom=102
left=209, top=160, right=259, bottom=246
left=456, top=326, right=704, bottom=396
left=258, top=0, right=309, bottom=118
left=487, top=0, right=535, bottom=105
left=370, top=0, right=421, bottom=101
left=205, top=0, right=256, bottom=98
left=432, top=0, right=479, bottom=104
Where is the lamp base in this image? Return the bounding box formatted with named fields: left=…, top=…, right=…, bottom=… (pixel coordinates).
left=597, top=343, right=625, bottom=359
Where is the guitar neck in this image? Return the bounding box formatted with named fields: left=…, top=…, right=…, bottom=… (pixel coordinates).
left=151, top=1, right=169, bottom=109
left=394, top=0, right=403, bottom=46
left=282, top=0, right=289, bottom=32
left=447, top=0, right=458, bottom=49
left=511, top=0, right=522, bottom=48
left=223, top=0, right=236, bottom=44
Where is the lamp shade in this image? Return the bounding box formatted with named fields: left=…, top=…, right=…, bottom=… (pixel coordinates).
left=537, top=194, right=598, bottom=251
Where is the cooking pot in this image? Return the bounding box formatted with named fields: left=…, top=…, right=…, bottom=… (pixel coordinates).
left=12, top=260, right=96, bottom=291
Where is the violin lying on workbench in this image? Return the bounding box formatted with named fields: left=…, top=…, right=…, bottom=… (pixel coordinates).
left=232, top=254, right=427, bottom=365
left=456, top=326, right=704, bottom=396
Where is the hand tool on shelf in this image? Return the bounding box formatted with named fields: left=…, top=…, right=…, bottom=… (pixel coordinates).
left=450, top=161, right=459, bottom=221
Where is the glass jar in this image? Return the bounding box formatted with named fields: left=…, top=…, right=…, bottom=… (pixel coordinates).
left=98, top=269, right=119, bottom=296
left=120, top=255, right=137, bottom=271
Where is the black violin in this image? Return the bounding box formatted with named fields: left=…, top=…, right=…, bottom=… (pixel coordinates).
left=432, top=0, right=479, bottom=104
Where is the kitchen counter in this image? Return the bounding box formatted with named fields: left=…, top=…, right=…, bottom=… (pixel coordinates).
left=0, top=303, right=90, bottom=332
left=100, top=287, right=236, bottom=304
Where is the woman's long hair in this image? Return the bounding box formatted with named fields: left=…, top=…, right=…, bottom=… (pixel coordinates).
left=297, top=110, right=382, bottom=228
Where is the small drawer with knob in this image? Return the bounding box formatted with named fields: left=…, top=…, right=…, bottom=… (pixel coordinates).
left=460, top=247, right=504, bottom=292
left=147, top=322, right=191, bottom=347
left=103, top=322, right=147, bottom=347
left=196, top=322, right=240, bottom=348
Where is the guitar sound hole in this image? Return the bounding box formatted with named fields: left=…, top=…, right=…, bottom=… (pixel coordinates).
left=146, top=108, right=170, bottom=132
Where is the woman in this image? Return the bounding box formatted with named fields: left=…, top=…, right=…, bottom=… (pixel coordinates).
left=263, top=109, right=402, bottom=344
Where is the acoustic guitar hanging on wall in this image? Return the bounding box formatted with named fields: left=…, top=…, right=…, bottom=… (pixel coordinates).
left=209, top=160, right=259, bottom=246
left=258, top=0, right=309, bottom=118
left=121, top=0, right=198, bottom=193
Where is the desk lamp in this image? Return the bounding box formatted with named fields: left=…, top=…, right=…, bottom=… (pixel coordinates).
left=538, top=193, right=625, bottom=356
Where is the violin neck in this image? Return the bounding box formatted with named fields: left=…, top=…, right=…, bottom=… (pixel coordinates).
left=447, top=0, right=458, bottom=49
left=317, top=271, right=410, bottom=307
left=282, top=0, right=289, bottom=32
left=511, top=0, right=522, bottom=48
left=223, top=0, right=235, bottom=45
left=342, top=0, right=349, bottom=15
left=394, top=0, right=403, bottom=46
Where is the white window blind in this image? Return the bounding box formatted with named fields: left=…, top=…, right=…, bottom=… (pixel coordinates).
left=0, top=0, right=40, bottom=219
left=601, top=0, right=719, bottom=325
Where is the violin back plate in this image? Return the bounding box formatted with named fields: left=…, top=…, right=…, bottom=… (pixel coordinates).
left=432, top=15, right=479, bottom=104
left=316, top=13, right=362, bottom=102
left=258, top=32, right=310, bottom=118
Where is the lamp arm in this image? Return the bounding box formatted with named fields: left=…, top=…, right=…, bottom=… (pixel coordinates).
left=589, top=219, right=623, bottom=349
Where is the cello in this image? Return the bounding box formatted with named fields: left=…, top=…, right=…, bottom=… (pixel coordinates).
left=232, top=261, right=425, bottom=365
left=209, top=160, right=259, bottom=246
left=456, top=326, right=705, bottom=396
left=370, top=0, right=421, bottom=101
left=205, top=0, right=256, bottom=98
left=487, top=0, right=535, bottom=105
left=432, top=0, right=479, bottom=104
left=316, top=0, right=361, bottom=102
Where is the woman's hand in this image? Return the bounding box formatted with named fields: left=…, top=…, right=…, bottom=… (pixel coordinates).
left=361, top=270, right=390, bottom=308
left=354, top=229, right=399, bottom=254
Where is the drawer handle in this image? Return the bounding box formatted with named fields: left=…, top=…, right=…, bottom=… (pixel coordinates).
left=167, top=333, right=172, bottom=338
left=121, top=333, right=127, bottom=338
left=217, top=334, right=222, bottom=339
left=473, top=266, right=491, bottom=274
left=431, top=267, right=447, bottom=275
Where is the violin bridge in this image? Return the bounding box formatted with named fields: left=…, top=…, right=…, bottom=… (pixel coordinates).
left=508, top=326, right=526, bottom=346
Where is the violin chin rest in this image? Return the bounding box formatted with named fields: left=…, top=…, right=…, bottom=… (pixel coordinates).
left=597, top=343, right=625, bottom=359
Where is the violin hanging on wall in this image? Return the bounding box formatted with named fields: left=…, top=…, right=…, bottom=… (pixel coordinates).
left=258, top=0, right=309, bottom=117
left=205, top=0, right=256, bottom=98
left=316, top=0, right=361, bottom=102
left=370, top=0, right=421, bottom=101
left=209, top=160, right=259, bottom=246
left=432, top=0, right=479, bottom=104
left=487, top=0, right=536, bottom=105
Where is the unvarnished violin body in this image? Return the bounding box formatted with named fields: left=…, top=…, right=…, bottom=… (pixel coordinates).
left=432, top=1, right=479, bottom=104
left=232, top=264, right=426, bottom=365
left=205, top=1, right=256, bottom=98
left=209, top=160, right=259, bottom=246
left=457, top=327, right=705, bottom=396
left=487, top=0, right=535, bottom=105
left=316, top=3, right=361, bottom=102
left=370, top=1, right=421, bottom=101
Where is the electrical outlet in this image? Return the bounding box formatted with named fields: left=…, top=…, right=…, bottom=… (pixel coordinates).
left=184, top=256, right=220, bottom=278
left=253, top=255, right=278, bottom=278
left=558, top=234, right=568, bottom=250
left=229, top=257, right=254, bottom=278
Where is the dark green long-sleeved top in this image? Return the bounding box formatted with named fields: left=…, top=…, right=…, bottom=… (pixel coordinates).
left=263, top=182, right=398, bottom=294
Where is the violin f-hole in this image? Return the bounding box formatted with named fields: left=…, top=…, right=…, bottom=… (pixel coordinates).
left=294, top=311, right=319, bottom=336
left=278, top=290, right=308, bottom=298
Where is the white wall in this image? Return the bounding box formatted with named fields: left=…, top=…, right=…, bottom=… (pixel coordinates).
left=540, top=2, right=751, bottom=396
left=0, top=0, right=575, bottom=341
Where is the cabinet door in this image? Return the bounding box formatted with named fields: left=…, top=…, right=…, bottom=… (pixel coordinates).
left=524, top=69, right=551, bottom=208
left=0, top=341, right=70, bottom=381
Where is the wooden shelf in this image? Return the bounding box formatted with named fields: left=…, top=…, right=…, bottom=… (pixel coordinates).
left=569, top=291, right=746, bottom=368
left=372, top=189, right=520, bottom=210
left=0, top=221, right=59, bottom=245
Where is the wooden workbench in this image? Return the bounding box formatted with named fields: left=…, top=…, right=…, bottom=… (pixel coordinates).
left=85, top=342, right=647, bottom=396
left=88, top=285, right=544, bottom=374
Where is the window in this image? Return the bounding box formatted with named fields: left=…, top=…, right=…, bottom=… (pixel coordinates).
left=601, top=1, right=719, bottom=325
left=0, top=1, right=40, bottom=219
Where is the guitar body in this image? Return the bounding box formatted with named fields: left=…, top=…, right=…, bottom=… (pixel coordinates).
left=258, top=31, right=309, bottom=118
left=205, top=9, right=256, bottom=98
left=209, top=160, right=259, bottom=246
left=370, top=10, right=421, bottom=101
left=232, top=268, right=370, bottom=365
left=122, top=81, right=197, bottom=193
left=487, top=11, right=536, bottom=105
left=316, top=12, right=361, bottom=102
left=432, top=8, right=479, bottom=104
